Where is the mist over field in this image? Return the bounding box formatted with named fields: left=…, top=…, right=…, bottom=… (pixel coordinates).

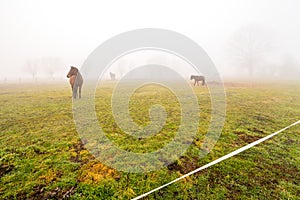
left=1, top=1, right=300, bottom=199
left=0, top=0, right=300, bottom=83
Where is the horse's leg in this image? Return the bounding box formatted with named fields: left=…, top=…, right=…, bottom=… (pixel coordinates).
left=70, top=78, right=75, bottom=98
left=72, top=89, right=76, bottom=99
left=73, top=86, right=78, bottom=99
left=71, top=84, right=74, bottom=98
left=75, top=86, right=78, bottom=98
left=79, top=85, right=81, bottom=98
left=194, top=80, right=196, bottom=86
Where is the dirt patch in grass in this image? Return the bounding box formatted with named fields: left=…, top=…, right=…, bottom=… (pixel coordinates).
left=0, top=164, right=14, bottom=178
left=70, top=141, right=85, bottom=163
left=167, top=156, right=200, bottom=174
left=234, top=131, right=261, bottom=145
left=239, top=135, right=261, bottom=143
left=70, top=140, right=94, bottom=165
left=251, top=127, right=266, bottom=135
left=28, top=184, right=76, bottom=200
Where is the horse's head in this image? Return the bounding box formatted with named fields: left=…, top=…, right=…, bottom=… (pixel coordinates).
left=190, top=75, right=194, bottom=80
left=67, top=66, right=78, bottom=78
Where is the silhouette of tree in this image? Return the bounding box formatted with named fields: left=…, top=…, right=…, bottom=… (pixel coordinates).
left=228, top=24, right=273, bottom=77
left=26, top=60, right=38, bottom=81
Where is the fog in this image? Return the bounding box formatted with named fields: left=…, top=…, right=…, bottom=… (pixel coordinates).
left=1, top=0, right=300, bottom=83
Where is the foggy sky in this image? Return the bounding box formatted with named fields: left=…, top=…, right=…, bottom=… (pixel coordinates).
left=1, top=0, right=300, bottom=81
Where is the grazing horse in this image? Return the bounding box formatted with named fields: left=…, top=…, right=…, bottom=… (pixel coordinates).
left=109, top=72, right=116, bottom=80
left=190, top=75, right=205, bottom=86
left=67, top=66, right=83, bottom=99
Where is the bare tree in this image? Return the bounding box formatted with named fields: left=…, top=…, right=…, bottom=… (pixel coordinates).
left=228, top=24, right=273, bottom=77
left=26, top=60, right=39, bottom=81
left=41, top=57, right=64, bottom=80
left=25, top=57, right=64, bottom=82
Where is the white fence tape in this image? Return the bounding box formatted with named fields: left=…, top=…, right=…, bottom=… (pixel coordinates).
left=132, top=120, right=300, bottom=200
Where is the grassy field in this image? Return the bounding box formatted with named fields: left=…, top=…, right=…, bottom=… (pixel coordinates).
left=0, top=80, right=300, bottom=199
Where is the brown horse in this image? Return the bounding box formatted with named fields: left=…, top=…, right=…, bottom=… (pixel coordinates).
left=190, top=75, right=205, bottom=86
left=67, top=66, right=83, bottom=99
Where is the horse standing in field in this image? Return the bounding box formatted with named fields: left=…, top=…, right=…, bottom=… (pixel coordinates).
left=190, top=75, right=205, bottom=86
left=67, top=66, right=83, bottom=99
left=110, top=72, right=116, bottom=80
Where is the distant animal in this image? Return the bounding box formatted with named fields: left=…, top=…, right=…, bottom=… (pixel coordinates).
left=110, top=72, right=116, bottom=80
left=67, top=66, right=83, bottom=99
left=190, top=75, right=205, bottom=86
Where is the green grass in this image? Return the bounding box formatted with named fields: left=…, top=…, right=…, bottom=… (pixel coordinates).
left=0, top=81, right=300, bottom=199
